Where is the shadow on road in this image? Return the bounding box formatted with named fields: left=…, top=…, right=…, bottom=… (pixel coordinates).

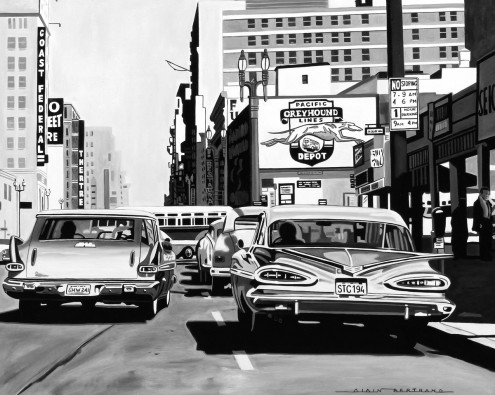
left=0, top=304, right=150, bottom=325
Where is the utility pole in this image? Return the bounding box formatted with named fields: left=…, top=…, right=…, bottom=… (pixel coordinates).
left=386, top=0, right=409, bottom=222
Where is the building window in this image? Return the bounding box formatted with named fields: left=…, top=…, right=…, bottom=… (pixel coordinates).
left=7, top=96, right=14, bottom=109
left=19, top=76, right=26, bottom=88
left=331, top=69, right=339, bottom=82
left=315, top=16, right=323, bottom=26
left=276, top=34, right=284, bottom=44
left=331, top=32, right=339, bottom=43
left=276, top=18, right=283, bottom=28
left=315, top=33, right=323, bottom=43
left=304, top=33, right=312, bottom=44
left=18, top=137, right=25, bottom=149
left=362, top=48, right=370, bottom=61
left=249, top=71, right=257, bottom=83
left=7, top=158, right=14, bottom=168
left=315, top=50, right=324, bottom=63
left=288, top=34, right=296, bottom=44
left=439, top=46, right=447, bottom=58
left=439, top=28, right=446, bottom=39
left=7, top=76, right=15, bottom=88
left=344, top=49, right=351, bottom=62
left=362, top=31, right=370, bottom=42
left=411, top=13, right=418, bottom=23
left=7, top=117, right=15, bottom=129
left=344, top=32, right=351, bottom=43
left=248, top=36, right=256, bottom=46
left=23, top=18, right=27, bottom=28
left=331, top=50, right=339, bottom=62
left=18, top=57, right=26, bottom=71
left=288, top=51, right=297, bottom=64
left=8, top=57, right=15, bottom=70
left=439, top=12, right=446, bottom=22
left=261, top=35, right=269, bottom=45
left=303, top=17, right=311, bottom=27
left=248, top=52, right=256, bottom=65
left=452, top=46, right=459, bottom=57
left=451, top=27, right=458, bottom=38
left=343, top=15, right=351, bottom=25
left=362, top=14, right=369, bottom=24
left=261, top=18, right=268, bottom=28
left=18, top=37, right=27, bottom=49
left=276, top=51, right=284, bottom=64
left=304, top=51, right=312, bottom=64
left=248, top=19, right=255, bottom=28
left=412, top=29, right=419, bottom=40
left=7, top=138, right=14, bottom=150
left=362, top=67, right=370, bottom=79
left=344, top=68, right=353, bottom=81
left=288, top=17, right=296, bottom=27
left=450, top=11, right=457, bottom=21
left=18, top=96, right=26, bottom=109
left=331, top=15, right=338, bottom=25
left=302, top=75, right=308, bottom=84
left=18, top=158, right=26, bottom=168
left=18, top=117, right=26, bottom=129
left=7, top=37, right=15, bottom=50
left=413, top=47, right=420, bottom=59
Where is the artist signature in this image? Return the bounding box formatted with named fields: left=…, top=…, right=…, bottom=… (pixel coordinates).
left=336, top=389, right=453, bottom=393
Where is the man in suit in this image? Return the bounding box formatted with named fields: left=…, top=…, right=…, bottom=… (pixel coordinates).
left=472, top=187, right=494, bottom=261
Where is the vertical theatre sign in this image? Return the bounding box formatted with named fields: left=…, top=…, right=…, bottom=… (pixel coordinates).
left=78, top=120, right=85, bottom=209
left=47, top=98, right=64, bottom=145
left=205, top=148, right=214, bottom=205
left=37, top=27, right=47, bottom=165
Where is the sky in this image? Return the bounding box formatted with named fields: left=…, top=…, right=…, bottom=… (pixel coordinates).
left=49, top=0, right=199, bottom=206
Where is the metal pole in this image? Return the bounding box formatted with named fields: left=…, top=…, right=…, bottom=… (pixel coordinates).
left=250, top=96, right=260, bottom=203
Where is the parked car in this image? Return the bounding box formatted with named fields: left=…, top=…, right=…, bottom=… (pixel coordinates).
left=1, top=209, right=176, bottom=319
left=230, top=205, right=455, bottom=349
left=210, top=206, right=267, bottom=295
left=195, top=219, right=225, bottom=284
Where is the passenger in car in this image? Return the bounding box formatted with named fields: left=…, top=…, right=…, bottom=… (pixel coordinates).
left=60, top=221, right=77, bottom=239
left=276, top=222, right=305, bottom=245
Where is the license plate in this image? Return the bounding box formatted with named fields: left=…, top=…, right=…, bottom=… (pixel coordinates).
left=335, top=278, right=367, bottom=296
left=66, top=284, right=91, bottom=295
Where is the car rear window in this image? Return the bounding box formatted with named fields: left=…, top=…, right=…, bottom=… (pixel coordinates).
left=39, top=218, right=136, bottom=241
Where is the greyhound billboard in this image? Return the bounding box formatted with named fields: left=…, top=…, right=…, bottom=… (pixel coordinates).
left=258, top=96, right=378, bottom=169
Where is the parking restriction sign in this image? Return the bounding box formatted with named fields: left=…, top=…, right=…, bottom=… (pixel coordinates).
left=389, top=77, right=419, bottom=131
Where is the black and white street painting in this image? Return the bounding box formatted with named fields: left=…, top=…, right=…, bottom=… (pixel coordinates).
left=2, top=0, right=495, bottom=394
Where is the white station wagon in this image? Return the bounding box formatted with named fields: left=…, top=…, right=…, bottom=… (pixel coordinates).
left=1, top=209, right=176, bottom=319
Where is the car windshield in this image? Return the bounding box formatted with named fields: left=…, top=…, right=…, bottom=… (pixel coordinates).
left=160, top=227, right=208, bottom=241
left=268, top=219, right=414, bottom=251
left=39, top=218, right=136, bottom=241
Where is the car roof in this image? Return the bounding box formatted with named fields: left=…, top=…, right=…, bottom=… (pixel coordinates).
left=266, top=205, right=407, bottom=226
left=37, top=209, right=157, bottom=219
left=223, top=206, right=268, bottom=231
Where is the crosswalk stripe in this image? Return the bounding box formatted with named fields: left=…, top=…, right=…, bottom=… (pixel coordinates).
left=212, top=311, right=225, bottom=326
left=233, top=351, right=255, bottom=371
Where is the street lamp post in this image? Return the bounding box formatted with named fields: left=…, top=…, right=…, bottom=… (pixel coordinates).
left=238, top=48, right=270, bottom=204
left=13, top=179, right=26, bottom=237
left=44, top=188, right=51, bottom=210
left=58, top=198, right=64, bottom=210
left=221, top=128, right=227, bottom=205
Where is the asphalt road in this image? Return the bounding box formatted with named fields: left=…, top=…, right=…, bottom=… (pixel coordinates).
left=0, top=262, right=494, bottom=395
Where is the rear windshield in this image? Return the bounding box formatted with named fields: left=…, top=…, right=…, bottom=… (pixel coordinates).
left=160, top=227, right=208, bottom=241
left=39, top=218, right=136, bottom=241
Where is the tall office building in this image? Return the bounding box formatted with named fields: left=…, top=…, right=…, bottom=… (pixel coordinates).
left=0, top=0, right=51, bottom=237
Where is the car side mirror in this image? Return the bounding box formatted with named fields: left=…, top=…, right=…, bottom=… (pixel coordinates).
left=165, top=238, right=171, bottom=242
left=162, top=240, right=173, bottom=251
left=237, top=239, right=244, bottom=249
left=0, top=248, right=10, bottom=265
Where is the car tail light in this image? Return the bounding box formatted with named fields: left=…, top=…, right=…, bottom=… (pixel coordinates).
left=254, top=265, right=316, bottom=285
left=385, top=274, right=450, bottom=292
left=6, top=263, right=24, bottom=272
left=139, top=265, right=158, bottom=273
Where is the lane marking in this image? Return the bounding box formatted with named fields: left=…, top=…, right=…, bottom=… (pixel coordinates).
left=212, top=311, right=225, bottom=326
left=233, top=351, right=255, bottom=371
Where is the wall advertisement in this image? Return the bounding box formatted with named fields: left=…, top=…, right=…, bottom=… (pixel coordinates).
left=477, top=51, right=495, bottom=142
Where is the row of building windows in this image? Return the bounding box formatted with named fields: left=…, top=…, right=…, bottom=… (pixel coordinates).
left=6, top=96, right=27, bottom=109
left=246, top=12, right=458, bottom=29
left=7, top=18, right=28, bottom=29
left=7, top=76, right=27, bottom=89
left=7, top=57, right=27, bottom=71
left=7, top=37, right=28, bottom=50
left=6, top=117, right=27, bottom=129
left=6, top=137, right=26, bottom=149
left=6, top=158, right=26, bottom=168
left=246, top=28, right=459, bottom=46
left=3, top=184, right=13, bottom=202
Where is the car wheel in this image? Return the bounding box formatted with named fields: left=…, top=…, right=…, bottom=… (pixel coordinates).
left=198, top=267, right=204, bottom=284
left=141, top=298, right=158, bottom=320
left=238, top=306, right=252, bottom=331
left=158, top=290, right=171, bottom=309
left=393, top=323, right=424, bottom=350
left=183, top=247, right=194, bottom=260
left=211, top=278, right=226, bottom=296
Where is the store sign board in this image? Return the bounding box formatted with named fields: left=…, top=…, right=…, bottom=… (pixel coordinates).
left=297, top=180, right=321, bottom=188
left=370, top=148, right=384, bottom=168
left=389, top=78, right=419, bottom=131
left=77, top=120, right=85, bottom=209
left=47, top=98, right=64, bottom=145
left=477, top=51, right=495, bottom=141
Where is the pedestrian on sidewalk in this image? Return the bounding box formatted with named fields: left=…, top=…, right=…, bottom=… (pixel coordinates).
left=472, top=187, right=494, bottom=261
left=451, top=198, right=468, bottom=259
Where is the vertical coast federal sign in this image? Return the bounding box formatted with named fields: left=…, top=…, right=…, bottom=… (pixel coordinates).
left=37, top=27, right=48, bottom=165
left=47, top=98, right=64, bottom=145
